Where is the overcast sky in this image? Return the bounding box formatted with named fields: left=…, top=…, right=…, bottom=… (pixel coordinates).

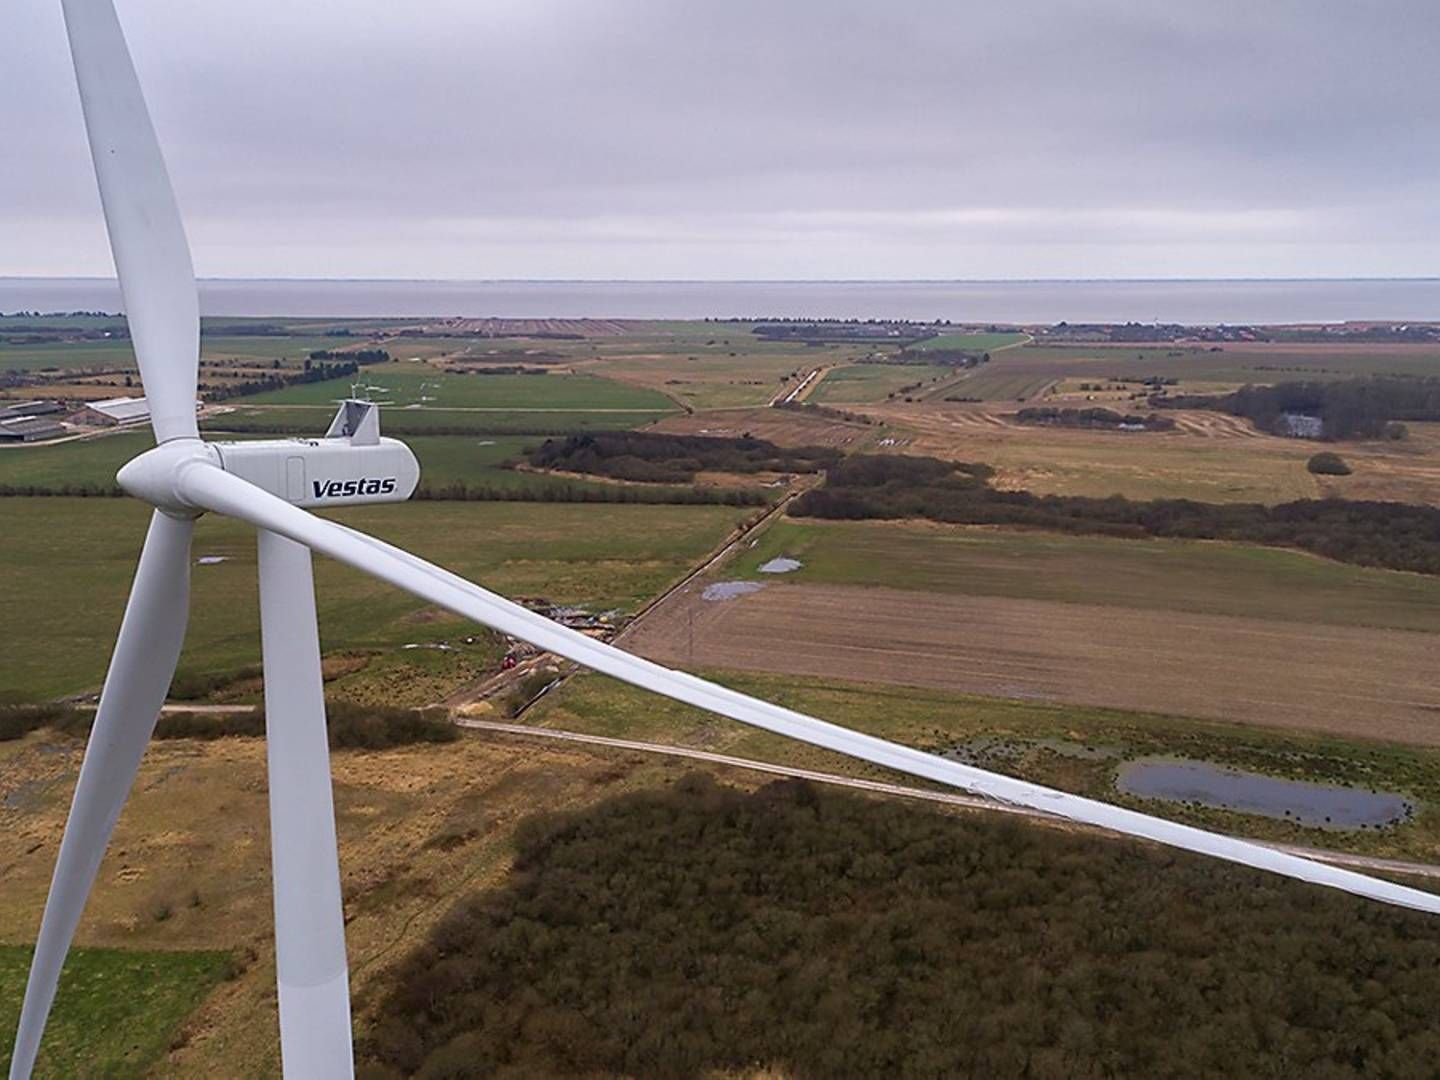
left=4, top=0, right=1439, bottom=280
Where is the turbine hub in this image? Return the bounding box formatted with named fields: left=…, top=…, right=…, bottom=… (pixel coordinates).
left=116, top=438, right=217, bottom=515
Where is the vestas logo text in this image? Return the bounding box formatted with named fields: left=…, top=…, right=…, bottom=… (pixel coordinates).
left=312, top=478, right=398, bottom=499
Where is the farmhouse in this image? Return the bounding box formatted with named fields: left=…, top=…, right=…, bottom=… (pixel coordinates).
left=0, top=416, right=67, bottom=443
left=69, top=395, right=152, bottom=427
left=1279, top=412, right=1324, bottom=439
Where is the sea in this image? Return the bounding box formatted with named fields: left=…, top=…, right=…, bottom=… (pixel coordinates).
left=3, top=277, right=1440, bottom=325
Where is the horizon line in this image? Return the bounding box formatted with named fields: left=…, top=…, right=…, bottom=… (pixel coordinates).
left=5, top=275, right=1440, bottom=286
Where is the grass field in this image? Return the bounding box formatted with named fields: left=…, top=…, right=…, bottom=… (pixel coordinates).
left=0, top=339, right=136, bottom=374
left=810, top=362, right=955, bottom=404
left=582, top=334, right=849, bottom=410
left=0, top=335, right=358, bottom=375
left=0, top=431, right=622, bottom=497
left=930, top=368, right=1056, bottom=401
left=622, top=517, right=1440, bottom=745
left=235, top=364, right=676, bottom=411
left=862, top=402, right=1440, bottom=504
left=975, top=342, right=1440, bottom=388
left=2, top=498, right=754, bottom=701
left=731, top=518, right=1440, bottom=631
left=908, top=331, right=1029, bottom=352
left=0, top=946, right=231, bottom=1078
left=529, top=669, right=1440, bottom=862
left=205, top=404, right=675, bottom=435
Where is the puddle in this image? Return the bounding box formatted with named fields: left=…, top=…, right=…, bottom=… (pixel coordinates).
left=196, top=556, right=228, bottom=565
left=702, top=581, right=766, bottom=601
left=1116, top=757, right=1412, bottom=829
left=758, top=557, right=803, bottom=574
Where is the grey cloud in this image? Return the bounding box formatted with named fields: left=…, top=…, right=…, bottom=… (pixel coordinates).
left=3, top=0, right=1439, bottom=278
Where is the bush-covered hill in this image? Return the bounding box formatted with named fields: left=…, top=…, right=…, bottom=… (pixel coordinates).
left=529, top=432, right=842, bottom=484
left=1157, top=376, right=1440, bottom=441
left=361, top=775, right=1440, bottom=1079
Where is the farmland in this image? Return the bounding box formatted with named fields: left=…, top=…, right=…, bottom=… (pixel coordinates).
left=0, top=430, right=632, bottom=498
left=927, top=368, right=1056, bottom=402
left=232, top=365, right=677, bottom=411
left=729, top=519, right=1440, bottom=631
left=618, top=514, right=1440, bottom=743
left=810, top=361, right=956, bottom=403
left=979, top=341, right=1440, bottom=388
left=0, top=497, right=755, bottom=701
left=906, top=330, right=1029, bottom=352
left=863, top=403, right=1440, bottom=504
left=625, top=579, right=1440, bottom=744
left=206, top=404, right=675, bottom=435
left=8, top=315, right=1440, bottom=1072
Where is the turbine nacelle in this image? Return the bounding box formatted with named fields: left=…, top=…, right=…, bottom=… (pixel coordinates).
left=116, top=400, right=420, bottom=514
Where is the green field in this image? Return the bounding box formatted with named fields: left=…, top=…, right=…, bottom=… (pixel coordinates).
left=0, top=945, right=230, bottom=1078
left=977, top=343, right=1440, bottom=389
left=909, top=331, right=1029, bottom=352
left=206, top=404, right=674, bottom=435
left=530, top=668, right=1440, bottom=862
left=932, top=367, right=1056, bottom=401
left=0, top=431, right=620, bottom=497
left=810, top=363, right=955, bottom=404
left=0, top=339, right=135, bottom=373
left=584, top=331, right=853, bottom=409
left=0, top=431, right=153, bottom=489
left=0, top=335, right=358, bottom=374
left=236, top=365, right=677, bottom=411
left=3, top=498, right=754, bottom=701
left=729, top=518, right=1440, bottom=632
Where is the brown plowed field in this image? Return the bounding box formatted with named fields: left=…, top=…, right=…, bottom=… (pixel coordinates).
left=625, top=583, right=1440, bottom=746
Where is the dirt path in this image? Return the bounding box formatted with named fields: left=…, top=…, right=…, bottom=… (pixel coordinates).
left=770, top=365, right=833, bottom=406
left=456, top=718, right=1440, bottom=880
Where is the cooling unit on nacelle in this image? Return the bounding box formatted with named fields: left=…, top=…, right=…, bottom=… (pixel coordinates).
left=209, top=399, right=419, bottom=508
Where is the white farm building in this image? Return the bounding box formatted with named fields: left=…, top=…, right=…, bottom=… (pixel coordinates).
left=70, top=395, right=154, bottom=427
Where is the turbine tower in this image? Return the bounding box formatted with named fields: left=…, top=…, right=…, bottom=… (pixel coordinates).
left=11, top=2, right=1440, bottom=1077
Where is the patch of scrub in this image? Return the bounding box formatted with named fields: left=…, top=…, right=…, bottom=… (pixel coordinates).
left=702, top=581, right=766, bottom=602
left=758, top=556, right=803, bottom=574
left=942, top=736, right=1122, bottom=767
left=1116, top=757, right=1413, bottom=829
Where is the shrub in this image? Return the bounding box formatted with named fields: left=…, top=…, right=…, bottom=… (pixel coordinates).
left=361, top=776, right=1440, bottom=1078
left=1307, top=451, right=1352, bottom=476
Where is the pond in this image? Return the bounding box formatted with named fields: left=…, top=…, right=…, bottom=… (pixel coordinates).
left=758, top=556, right=803, bottom=574
left=701, top=581, right=766, bottom=601
left=1116, top=757, right=1412, bottom=829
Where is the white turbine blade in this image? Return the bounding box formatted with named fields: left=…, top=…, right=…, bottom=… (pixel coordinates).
left=256, top=530, right=354, bottom=1079
left=62, top=0, right=199, bottom=443
left=9, top=511, right=193, bottom=1080
left=176, top=462, right=1440, bottom=917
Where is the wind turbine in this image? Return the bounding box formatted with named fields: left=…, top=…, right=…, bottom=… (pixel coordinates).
left=11, top=2, right=1440, bottom=1077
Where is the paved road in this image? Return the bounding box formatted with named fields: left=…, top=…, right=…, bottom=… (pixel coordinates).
left=456, top=717, right=1440, bottom=883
